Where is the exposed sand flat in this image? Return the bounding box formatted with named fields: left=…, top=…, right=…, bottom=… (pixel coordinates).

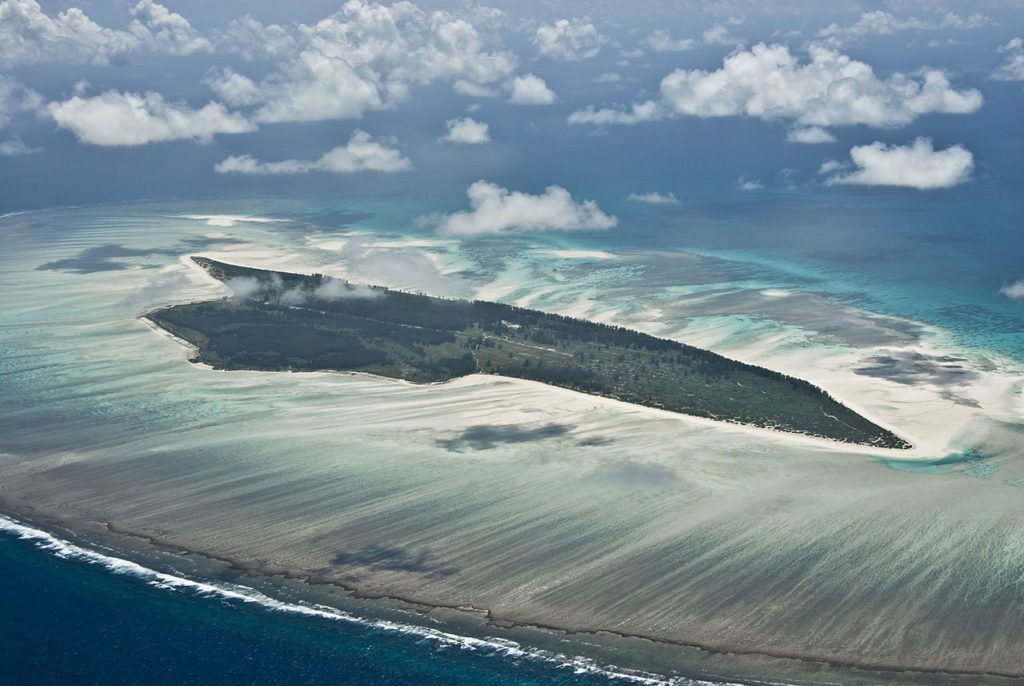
left=3, top=209, right=1024, bottom=682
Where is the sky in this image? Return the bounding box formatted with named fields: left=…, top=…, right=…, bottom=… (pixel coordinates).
left=0, top=0, right=1021, bottom=247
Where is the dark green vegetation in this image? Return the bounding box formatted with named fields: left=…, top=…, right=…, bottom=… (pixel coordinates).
left=146, top=258, right=911, bottom=449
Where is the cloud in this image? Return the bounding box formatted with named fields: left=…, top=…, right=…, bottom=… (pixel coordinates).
left=47, top=90, right=254, bottom=146
left=249, top=52, right=385, bottom=123
left=314, top=278, right=380, bottom=300
left=643, top=20, right=742, bottom=53
left=0, top=138, right=39, bottom=155
left=204, top=68, right=263, bottom=107
left=999, top=279, right=1024, bottom=300
left=702, top=23, right=741, bottom=47
left=215, top=14, right=296, bottom=60
left=278, top=286, right=307, bottom=306
left=627, top=191, right=679, bottom=204
left=339, top=235, right=467, bottom=297
left=0, top=0, right=141, bottom=68
left=506, top=74, right=556, bottom=105
left=225, top=276, right=265, bottom=299
left=737, top=177, right=763, bottom=190
left=215, top=130, right=411, bottom=174
left=992, top=38, right=1024, bottom=81
left=434, top=180, right=617, bottom=235
left=644, top=29, right=697, bottom=52
left=817, top=11, right=990, bottom=45
left=452, top=80, right=498, bottom=97
left=128, top=0, right=211, bottom=56
left=0, top=75, right=42, bottom=128
left=821, top=138, right=973, bottom=189
left=224, top=271, right=382, bottom=304
left=217, top=1, right=516, bottom=124
left=0, top=0, right=212, bottom=68
left=818, top=11, right=931, bottom=41
left=786, top=126, right=837, bottom=144
left=570, top=43, right=982, bottom=130
left=533, top=17, right=607, bottom=60
left=567, top=100, right=660, bottom=126
left=593, top=72, right=621, bottom=83
left=440, top=117, right=490, bottom=144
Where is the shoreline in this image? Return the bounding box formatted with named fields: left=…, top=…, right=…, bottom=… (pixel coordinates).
left=3, top=506, right=1022, bottom=686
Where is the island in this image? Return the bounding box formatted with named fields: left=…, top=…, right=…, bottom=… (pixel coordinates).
left=145, top=257, right=910, bottom=449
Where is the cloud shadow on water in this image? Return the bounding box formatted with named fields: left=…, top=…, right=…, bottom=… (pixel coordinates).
left=37, top=236, right=243, bottom=274
left=437, top=423, right=573, bottom=451
left=595, top=459, right=679, bottom=488
left=331, top=545, right=459, bottom=578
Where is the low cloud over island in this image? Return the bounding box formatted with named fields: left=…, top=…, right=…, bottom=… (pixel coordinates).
left=430, top=181, right=617, bottom=235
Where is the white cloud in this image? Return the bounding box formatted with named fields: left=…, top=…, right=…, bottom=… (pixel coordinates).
left=822, top=138, right=973, bottom=189
left=999, top=279, right=1024, bottom=300
left=644, top=29, right=697, bottom=52
left=440, top=117, right=490, bottom=144
left=129, top=0, right=211, bottom=56
left=992, top=38, right=1024, bottom=81
left=314, top=278, right=380, bottom=300
left=940, top=12, right=990, bottom=30
left=339, top=235, right=468, bottom=297
left=506, top=74, right=556, bottom=105
left=643, top=20, right=742, bottom=52
left=47, top=90, right=254, bottom=146
left=817, top=11, right=990, bottom=45
left=594, top=72, right=621, bottom=83
left=434, top=181, right=617, bottom=235
left=215, top=15, right=297, bottom=60
left=533, top=18, right=608, bottom=60
left=212, top=1, right=517, bottom=124
left=567, top=100, right=660, bottom=126
left=0, top=138, right=39, bottom=155
left=737, top=177, right=763, bottom=190
left=215, top=130, right=411, bottom=174
left=252, top=50, right=385, bottom=123
left=627, top=191, right=679, bottom=204
left=0, top=0, right=141, bottom=68
left=453, top=80, right=498, bottom=97
left=927, top=38, right=967, bottom=48
left=818, top=11, right=931, bottom=41
left=225, top=276, right=264, bottom=299
left=0, top=0, right=213, bottom=68
left=786, top=126, right=837, bottom=144
left=0, top=75, right=42, bottom=128
left=279, top=286, right=307, bottom=306
left=702, top=23, right=741, bottom=47
left=204, top=68, right=263, bottom=107
left=570, top=43, right=982, bottom=130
